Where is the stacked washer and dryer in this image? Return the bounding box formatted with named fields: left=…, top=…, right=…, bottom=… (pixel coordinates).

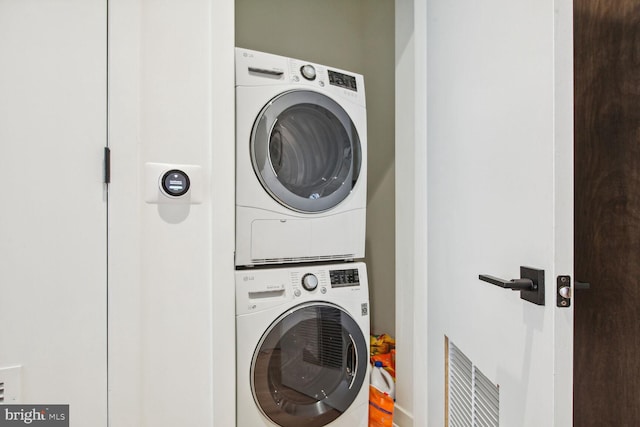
left=234, top=48, right=370, bottom=427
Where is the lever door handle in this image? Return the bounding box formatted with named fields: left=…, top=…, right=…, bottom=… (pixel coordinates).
left=478, top=275, right=535, bottom=291
left=478, top=266, right=545, bottom=306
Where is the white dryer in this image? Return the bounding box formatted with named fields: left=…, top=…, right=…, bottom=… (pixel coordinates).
left=236, top=262, right=370, bottom=427
left=235, top=48, right=367, bottom=266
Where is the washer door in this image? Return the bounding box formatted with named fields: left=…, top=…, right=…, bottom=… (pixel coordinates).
left=251, top=90, right=362, bottom=213
left=251, top=302, right=368, bottom=427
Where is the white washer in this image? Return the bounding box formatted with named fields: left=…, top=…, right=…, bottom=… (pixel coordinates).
left=235, top=48, right=367, bottom=266
left=236, top=262, right=370, bottom=427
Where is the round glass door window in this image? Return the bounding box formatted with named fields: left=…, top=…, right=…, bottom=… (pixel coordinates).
left=251, top=302, right=368, bottom=427
left=251, top=90, right=362, bottom=213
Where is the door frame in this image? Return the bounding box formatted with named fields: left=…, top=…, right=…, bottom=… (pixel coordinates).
left=394, top=0, right=428, bottom=425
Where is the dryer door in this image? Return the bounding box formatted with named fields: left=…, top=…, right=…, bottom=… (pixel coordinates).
left=251, top=90, right=362, bottom=213
left=251, top=302, right=368, bottom=427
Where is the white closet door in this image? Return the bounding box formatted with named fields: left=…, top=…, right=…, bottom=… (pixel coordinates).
left=425, top=0, right=574, bottom=426
left=0, top=1, right=107, bottom=424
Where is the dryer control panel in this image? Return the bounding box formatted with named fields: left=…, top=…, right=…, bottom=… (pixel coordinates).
left=235, top=48, right=366, bottom=107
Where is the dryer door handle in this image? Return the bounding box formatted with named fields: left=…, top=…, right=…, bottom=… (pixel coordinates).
left=346, top=333, right=358, bottom=389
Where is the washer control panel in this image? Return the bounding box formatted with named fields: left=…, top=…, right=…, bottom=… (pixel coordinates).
left=236, top=262, right=368, bottom=314
left=300, top=64, right=317, bottom=81
left=329, top=269, right=360, bottom=288
left=328, top=70, right=358, bottom=92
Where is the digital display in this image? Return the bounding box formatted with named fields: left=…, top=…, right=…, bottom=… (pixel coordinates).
left=161, top=169, right=190, bottom=197
left=328, top=70, right=358, bottom=92
left=330, top=269, right=360, bottom=288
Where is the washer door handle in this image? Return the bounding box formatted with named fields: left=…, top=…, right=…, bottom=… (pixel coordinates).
left=346, top=333, right=358, bottom=389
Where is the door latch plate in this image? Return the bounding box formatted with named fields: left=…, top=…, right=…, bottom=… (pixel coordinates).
left=557, top=275, right=571, bottom=307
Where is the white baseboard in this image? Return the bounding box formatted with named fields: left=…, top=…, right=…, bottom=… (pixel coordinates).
left=393, top=403, right=413, bottom=427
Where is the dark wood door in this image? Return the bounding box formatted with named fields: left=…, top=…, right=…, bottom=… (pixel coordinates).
left=574, top=1, right=640, bottom=425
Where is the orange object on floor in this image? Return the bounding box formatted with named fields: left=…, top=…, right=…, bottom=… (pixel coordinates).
left=368, top=385, right=394, bottom=427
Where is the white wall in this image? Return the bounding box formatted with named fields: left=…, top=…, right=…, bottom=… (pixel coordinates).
left=108, top=1, right=235, bottom=426
left=0, top=1, right=108, bottom=424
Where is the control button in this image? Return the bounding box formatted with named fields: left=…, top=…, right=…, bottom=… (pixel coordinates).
left=161, top=170, right=190, bottom=197
left=321, top=287, right=327, bottom=294
left=294, top=289, right=302, bottom=297
left=300, top=64, right=317, bottom=80
left=301, top=273, right=319, bottom=291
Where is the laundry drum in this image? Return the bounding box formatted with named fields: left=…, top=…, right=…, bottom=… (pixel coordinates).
left=251, top=90, right=362, bottom=213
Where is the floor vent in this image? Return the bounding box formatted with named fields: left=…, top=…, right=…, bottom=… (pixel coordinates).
left=447, top=338, right=499, bottom=427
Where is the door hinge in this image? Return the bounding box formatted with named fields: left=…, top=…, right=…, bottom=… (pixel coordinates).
left=104, top=146, right=111, bottom=184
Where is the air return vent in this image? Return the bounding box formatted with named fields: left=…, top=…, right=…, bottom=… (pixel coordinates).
left=0, top=366, right=22, bottom=403
left=447, top=338, right=499, bottom=427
